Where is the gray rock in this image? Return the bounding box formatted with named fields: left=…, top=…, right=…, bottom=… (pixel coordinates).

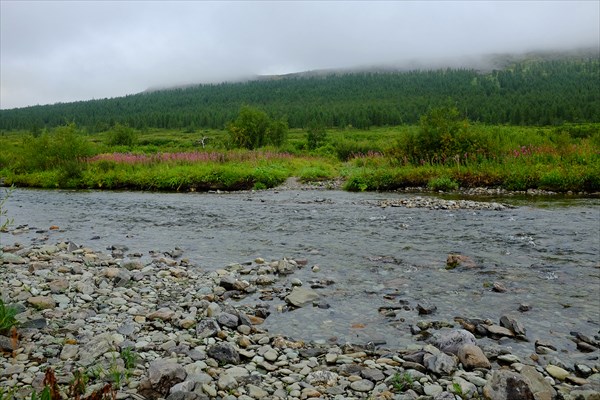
left=417, top=303, right=437, bottom=315
left=434, top=392, right=457, bottom=400
left=576, top=364, right=593, bottom=378
left=350, top=379, right=375, bottom=392
left=117, top=323, right=136, bottom=336
left=0, top=335, right=17, bottom=351
left=492, top=281, right=508, bottom=292
left=486, top=324, right=515, bottom=338
left=196, top=318, right=220, bottom=339
left=431, top=329, right=476, bottom=355
left=423, top=352, right=456, bottom=376
left=207, top=342, right=240, bottom=365
left=79, top=332, right=115, bottom=366
left=142, top=359, right=187, bottom=399
left=276, top=259, right=296, bottom=275
left=500, top=315, right=526, bottom=336
left=520, top=365, right=556, bottom=400
left=1, top=252, right=26, bottom=264
left=20, top=318, right=47, bottom=330
left=48, top=278, right=69, bottom=293
left=306, top=370, right=338, bottom=386
left=166, top=392, right=202, bottom=400
left=247, top=384, right=268, bottom=398
left=361, top=368, right=385, bottom=382
left=219, top=275, right=237, bottom=290
left=217, top=312, right=239, bottom=329
left=285, top=286, right=320, bottom=307
left=423, top=383, right=444, bottom=396
left=452, top=376, right=477, bottom=398
left=59, top=344, right=79, bottom=360
left=483, top=370, right=535, bottom=400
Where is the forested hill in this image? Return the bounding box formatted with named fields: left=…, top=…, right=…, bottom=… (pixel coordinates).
left=1, top=56, right=598, bottom=132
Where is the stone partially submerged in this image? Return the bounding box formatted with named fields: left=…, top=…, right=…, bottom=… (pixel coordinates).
left=285, top=286, right=320, bottom=308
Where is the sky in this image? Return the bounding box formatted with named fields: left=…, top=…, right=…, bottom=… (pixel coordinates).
left=1, top=1, right=598, bottom=110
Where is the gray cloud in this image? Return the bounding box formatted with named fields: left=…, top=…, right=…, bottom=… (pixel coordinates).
left=1, top=0, right=598, bottom=109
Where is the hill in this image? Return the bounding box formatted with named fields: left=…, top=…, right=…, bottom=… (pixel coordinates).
left=0, top=51, right=598, bottom=132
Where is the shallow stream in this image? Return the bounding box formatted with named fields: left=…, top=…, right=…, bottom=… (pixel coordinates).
left=3, top=188, right=599, bottom=366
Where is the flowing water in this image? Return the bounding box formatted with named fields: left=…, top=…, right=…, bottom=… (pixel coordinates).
left=3, top=188, right=599, bottom=366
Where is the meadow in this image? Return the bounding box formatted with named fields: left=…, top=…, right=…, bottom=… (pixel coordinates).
left=0, top=120, right=598, bottom=193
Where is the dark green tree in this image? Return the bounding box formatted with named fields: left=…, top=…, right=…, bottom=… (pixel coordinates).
left=306, top=121, right=327, bottom=150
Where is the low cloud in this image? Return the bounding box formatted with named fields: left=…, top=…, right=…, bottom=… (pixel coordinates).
left=1, top=1, right=598, bottom=109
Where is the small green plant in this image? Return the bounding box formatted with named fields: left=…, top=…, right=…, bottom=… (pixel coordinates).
left=29, top=387, right=51, bottom=400
left=69, top=369, right=89, bottom=399
left=390, top=371, right=413, bottom=392
left=0, top=299, right=19, bottom=335
left=120, top=347, right=138, bottom=370
left=427, top=176, right=459, bottom=192
left=0, top=386, right=16, bottom=400
left=31, top=368, right=116, bottom=400
left=452, top=382, right=464, bottom=395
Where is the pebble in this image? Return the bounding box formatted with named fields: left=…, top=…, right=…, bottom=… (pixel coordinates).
left=0, top=238, right=597, bottom=400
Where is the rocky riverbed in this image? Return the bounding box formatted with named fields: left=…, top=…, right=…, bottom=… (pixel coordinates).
left=1, top=232, right=599, bottom=400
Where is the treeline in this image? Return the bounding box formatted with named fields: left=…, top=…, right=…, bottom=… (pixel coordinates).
left=1, top=57, right=598, bottom=132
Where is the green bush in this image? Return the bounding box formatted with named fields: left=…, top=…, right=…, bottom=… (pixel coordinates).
left=427, top=176, right=459, bottom=191
left=106, top=123, right=138, bottom=146
left=227, top=106, right=288, bottom=149
left=402, top=106, right=492, bottom=164
left=19, top=123, right=93, bottom=174
left=306, top=123, right=328, bottom=150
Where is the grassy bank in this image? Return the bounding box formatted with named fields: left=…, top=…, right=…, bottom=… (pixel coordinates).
left=1, top=121, right=598, bottom=193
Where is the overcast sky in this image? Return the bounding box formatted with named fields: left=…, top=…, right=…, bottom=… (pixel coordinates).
left=1, top=1, right=598, bottom=109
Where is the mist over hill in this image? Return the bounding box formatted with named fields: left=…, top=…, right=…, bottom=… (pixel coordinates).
left=0, top=49, right=598, bottom=132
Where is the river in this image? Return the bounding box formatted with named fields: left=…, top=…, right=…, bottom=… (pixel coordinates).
left=2, top=188, right=599, bottom=366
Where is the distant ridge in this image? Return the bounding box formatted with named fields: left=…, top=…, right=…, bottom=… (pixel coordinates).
left=1, top=48, right=598, bottom=131
left=148, top=47, right=599, bottom=92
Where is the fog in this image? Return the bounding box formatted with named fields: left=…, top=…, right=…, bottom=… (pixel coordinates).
left=1, top=1, right=598, bottom=109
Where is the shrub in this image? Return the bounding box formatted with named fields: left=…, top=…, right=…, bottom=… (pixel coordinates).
left=106, top=123, right=137, bottom=147
left=19, top=123, right=93, bottom=174
left=427, top=176, right=459, bottom=192
left=402, top=106, right=492, bottom=165
left=306, top=123, right=327, bottom=150
left=227, top=106, right=288, bottom=149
